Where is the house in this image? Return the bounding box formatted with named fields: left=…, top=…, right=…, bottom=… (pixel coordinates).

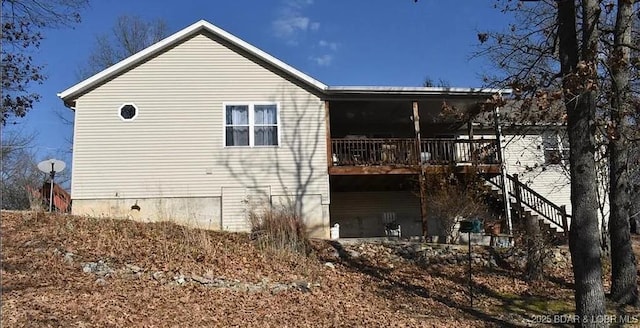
left=58, top=20, right=574, bottom=239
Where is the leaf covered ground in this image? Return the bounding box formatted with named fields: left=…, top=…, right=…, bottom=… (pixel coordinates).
left=2, top=211, right=639, bottom=327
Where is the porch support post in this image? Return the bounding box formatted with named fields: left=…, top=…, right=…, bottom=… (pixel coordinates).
left=468, top=120, right=475, bottom=162
left=325, top=101, right=332, bottom=169
left=493, top=98, right=513, bottom=235
left=413, top=101, right=429, bottom=239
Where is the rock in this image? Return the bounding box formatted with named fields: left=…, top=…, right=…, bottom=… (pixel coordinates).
left=271, top=284, right=288, bottom=295
left=174, top=274, right=186, bottom=285
left=191, top=274, right=212, bottom=284
left=324, top=262, right=335, bottom=269
left=95, top=278, right=107, bottom=286
left=125, top=264, right=143, bottom=273
left=93, top=260, right=114, bottom=277
left=83, top=262, right=97, bottom=273
left=293, top=280, right=311, bottom=293
left=63, top=252, right=74, bottom=263
left=345, top=249, right=360, bottom=259
left=152, top=271, right=165, bottom=281
left=246, top=285, right=263, bottom=293
left=327, top=248, right=340, bottom=259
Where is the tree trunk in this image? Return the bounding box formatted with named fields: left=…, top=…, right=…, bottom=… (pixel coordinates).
left=608, top=0, right=638, bottom=306
left=524, top=214, right=544, bottom=281
left=631, top=184, right=640, bottom=234
left=558, top=0, right=607, bottom=325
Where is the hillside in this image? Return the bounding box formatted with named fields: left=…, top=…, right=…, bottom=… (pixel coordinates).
left=2, top=211, right=638, bottom=327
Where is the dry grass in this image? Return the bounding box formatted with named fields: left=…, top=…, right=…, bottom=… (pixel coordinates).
left=2, top=210, right=640, bottom=327
left=248, top=203, right=311, bottom=256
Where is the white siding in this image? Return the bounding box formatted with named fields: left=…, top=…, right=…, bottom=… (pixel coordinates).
left=502, top=133, right=572, bottom=216
left=222, top=186, right=270, bottom=232
left=71, top=33, right=330, bottom=236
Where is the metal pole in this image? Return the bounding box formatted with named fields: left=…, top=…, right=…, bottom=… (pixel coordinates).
left=49, top=163, right=55, bottom=212
left=468, top=231, right=473, bottom=308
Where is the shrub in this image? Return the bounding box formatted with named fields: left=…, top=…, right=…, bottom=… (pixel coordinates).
left=248, top=202, right=311, bottom=256
left=425, top=172, right=493, bottom=243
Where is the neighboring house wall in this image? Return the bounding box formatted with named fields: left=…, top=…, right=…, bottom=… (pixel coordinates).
left=460, top=128, right=610, bottom=230
left=502, top=132, right=572, bottom=219
left=71, top=33, right=330, bottom=237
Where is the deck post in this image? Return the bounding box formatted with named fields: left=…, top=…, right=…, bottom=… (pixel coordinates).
left=513, top=174, right=524, bottom=222
left=325, top=101, right=332, bottom=168
left=560, top=205, right=568, bottom=237
left=493, top=101, right=513, bottom=235
left=468, top=121, right=475, bottom=163
left=413, top=101, right=429, bottom=239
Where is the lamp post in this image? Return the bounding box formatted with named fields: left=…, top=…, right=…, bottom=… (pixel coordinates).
left=459, top=219, right=482, bottom=307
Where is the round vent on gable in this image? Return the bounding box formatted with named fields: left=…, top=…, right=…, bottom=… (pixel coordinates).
left=119, top=103, right=138, bottom=120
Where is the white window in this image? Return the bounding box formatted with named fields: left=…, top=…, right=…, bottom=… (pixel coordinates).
left=225, top=103, right=279, bottom=147
left=542, top=130, right=569, bottom=165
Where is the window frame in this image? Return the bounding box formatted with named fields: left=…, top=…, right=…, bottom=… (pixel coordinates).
left=118, top=103, right=139, bottom=121
left=542, top=130, right=569, bottom=165
left=223, top=102, right=281, bottom=148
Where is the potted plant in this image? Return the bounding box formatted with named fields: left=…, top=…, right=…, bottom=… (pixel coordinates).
left=484, top=216, right=504, bottom=235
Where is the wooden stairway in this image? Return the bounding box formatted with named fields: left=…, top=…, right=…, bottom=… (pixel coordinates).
left=510, top=203, right=568, bottom=245
left=484, top=173, right=571, bottom=244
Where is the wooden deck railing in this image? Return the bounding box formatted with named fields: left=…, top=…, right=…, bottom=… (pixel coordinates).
left=486, top=173, right=570, bottom=235
left=420, top=138, right=499, bottom=164
left=331, top=138, right=499, bottom=167
left=331, top=138, right=416, bottom=166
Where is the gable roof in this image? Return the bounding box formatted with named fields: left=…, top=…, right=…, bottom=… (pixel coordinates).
left=57, top=20, right=328, bottom=105
left=58, top=20, right=510, bottom=106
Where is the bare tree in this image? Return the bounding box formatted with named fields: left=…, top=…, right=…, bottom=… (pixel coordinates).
left=472, top=0, right=608, bottom=322
left=1, top=131, right=42, bottom=209
left=422, top=76, right=450, bottom=88
left=77, top=15, right=169, bottom=79
left=607, top=0, right=638, bottom=306
left=1, top=0, right=87, bottom=125
left=560, top=1, right=609, bottom=321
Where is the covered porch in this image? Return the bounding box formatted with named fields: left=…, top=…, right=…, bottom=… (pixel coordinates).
left=325, top=96, right=502, bottom=176
left=324, top=89, right=507, bottom=239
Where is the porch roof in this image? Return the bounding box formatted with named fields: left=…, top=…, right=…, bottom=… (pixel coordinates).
left=327, top=86, right=510, bottom=96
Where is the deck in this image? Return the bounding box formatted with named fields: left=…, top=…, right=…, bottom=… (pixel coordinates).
left=328, top=138, right=501, bottom=175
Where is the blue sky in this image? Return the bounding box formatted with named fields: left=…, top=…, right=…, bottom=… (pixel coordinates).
left=6, top=0, right=513, bottom=170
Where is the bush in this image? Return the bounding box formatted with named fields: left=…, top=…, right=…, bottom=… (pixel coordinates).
left=425, top=172, right=492, bottom=243
left=248, top=203, right=311, bottom=256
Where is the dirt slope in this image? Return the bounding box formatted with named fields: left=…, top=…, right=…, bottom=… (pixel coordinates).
left=2, top=211, right=638, bottom=327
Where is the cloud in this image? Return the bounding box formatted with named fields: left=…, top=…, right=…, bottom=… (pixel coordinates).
left=272, top=0, right=337, bottom=67
left=310, top=54, right=333, bottom=66
left=318, top=40, right=338, bottom=51
left=272, top=16, right=312, bottom=39
left=271, top=0, right=319, bottom=44
left=285, top=0, right=313, bottom=9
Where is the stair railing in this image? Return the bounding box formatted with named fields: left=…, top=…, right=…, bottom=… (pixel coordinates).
left=486, top=173, right=570, bottom=236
